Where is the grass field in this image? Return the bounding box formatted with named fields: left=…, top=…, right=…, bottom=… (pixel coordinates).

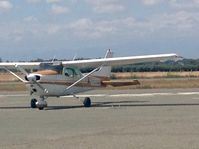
left=0, top=82, right=27, bottom=91
left=0, top=72, right=199, bottom=91
left=0, top=73, right=22, bottom=82
left=111, top=71, right=199, bottom=79
left=1, top=71, right=199, bottom=82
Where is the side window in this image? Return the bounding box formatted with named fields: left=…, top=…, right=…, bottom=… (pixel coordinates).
left=64, top=68, right=74, bottom=77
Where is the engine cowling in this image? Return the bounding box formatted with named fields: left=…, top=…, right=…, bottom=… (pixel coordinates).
left=25, top=74, right=41, bottom=82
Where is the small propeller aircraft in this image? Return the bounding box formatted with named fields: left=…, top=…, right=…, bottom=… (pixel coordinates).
left=0, top=50, right=179, bottom=110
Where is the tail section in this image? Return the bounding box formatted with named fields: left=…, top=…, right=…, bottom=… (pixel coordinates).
left=92, top=49, right=113, bottom=78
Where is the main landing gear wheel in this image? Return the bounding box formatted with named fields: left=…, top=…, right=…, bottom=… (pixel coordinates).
left=30, top=98, right=37, bottom=108
left=38, top=107, right=44, bottom=110
left=83, top=97, right=91, bottom=107
left=36, top=100, right=47, bottom=110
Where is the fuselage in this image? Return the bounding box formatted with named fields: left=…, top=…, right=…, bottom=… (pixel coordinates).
left=26, top=67, right=107, bottom=97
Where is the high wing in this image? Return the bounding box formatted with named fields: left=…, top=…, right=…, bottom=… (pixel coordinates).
left=0, top=62, right=40, bottom=69
left=0, top=53, right=179, bottom=69
left=62, top=53, right=178, bottom=67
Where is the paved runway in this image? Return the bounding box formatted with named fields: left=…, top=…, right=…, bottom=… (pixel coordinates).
left=1, top=89, right=199, bottom=149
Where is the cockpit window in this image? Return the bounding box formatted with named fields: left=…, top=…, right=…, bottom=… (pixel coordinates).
left=64, top=68, right=75, bottom=77
left=63, top=67, right=82, bottom=78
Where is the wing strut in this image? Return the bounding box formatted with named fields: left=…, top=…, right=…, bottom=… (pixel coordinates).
left=3, top=66, right=48, bottom=93
left=14, top=65, right=48, bottom=93
left=2, top=67, right=27, bottom=83
left=15, top=64, right=28, bottom=75
left=65, top=66, right=101, bottom=92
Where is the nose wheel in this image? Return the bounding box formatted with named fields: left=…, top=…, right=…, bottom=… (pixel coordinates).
left=30, top=98, right=37, bottom=108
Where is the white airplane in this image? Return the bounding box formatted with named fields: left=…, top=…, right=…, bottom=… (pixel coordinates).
left=0, top=50, right=179, bottom=110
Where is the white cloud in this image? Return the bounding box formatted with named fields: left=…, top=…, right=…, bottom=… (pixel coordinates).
left=27, top=0, right=42, bottom=4
left=7, top=11, right=197, bottom=41
left=68, top=18, right=114, bottom=38
left=169, top=0, right=199, bottom=9
left=142, top=0, right=162, bottom=5
left=0, top=1, right=13, bottom=12
left=95, top=4, right=124, bottom=13
left=1, top=10, right=198, bottom=43
left=47, top=24, right=61, bottom=34
left=24, top=16, right=38, bottom=22
left=66, top=11, right=199, bottom=39
left=144, top=11, right=199, bottom=35
left=67, top=17, right=137, bottom=38
left=27, top=0, right=62, bottom=4
left=46, top=0, right=61, bottom=3
left=51, top=4, right=69, bottom=14
left=142, top=0, right=199, bottom=8
left=86, top=0, right=125, bottom=13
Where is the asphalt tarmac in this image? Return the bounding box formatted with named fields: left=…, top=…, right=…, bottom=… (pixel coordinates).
left=1, top=89, right=199, bottom=149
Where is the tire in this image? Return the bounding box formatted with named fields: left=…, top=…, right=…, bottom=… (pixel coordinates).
left=30, top=99, right=37, bottom=108
left=83, top=97, right=91, bottom=107
left=38, top=107, right=44, bottom=110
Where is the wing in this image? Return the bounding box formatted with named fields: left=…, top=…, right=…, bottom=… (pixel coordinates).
left=0, top=53, right=178, bottom=69
left=62, top=53, right=178, bottom=68
left=0, top=62, right=40, bottom=69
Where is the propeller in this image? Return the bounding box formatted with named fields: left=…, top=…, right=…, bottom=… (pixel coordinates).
left=15, top=64, right=48, bottom=94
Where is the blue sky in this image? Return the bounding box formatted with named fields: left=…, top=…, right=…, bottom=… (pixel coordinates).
left=0, top=0, right=199, bottom=61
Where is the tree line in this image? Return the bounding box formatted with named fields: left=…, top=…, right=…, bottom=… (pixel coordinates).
left=82, top=59, right=199, bottom=72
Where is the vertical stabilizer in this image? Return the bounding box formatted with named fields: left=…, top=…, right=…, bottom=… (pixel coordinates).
left=92, top=49, right=113, bottom=78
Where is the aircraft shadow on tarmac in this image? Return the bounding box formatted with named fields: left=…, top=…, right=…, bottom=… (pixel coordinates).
left=0, top=106, right=30, bottom=110
left=46, top=100, right=149, bottom=110
left=46, top=100, right=199, bottom=111
left=1, top=100, right=199, bottom=110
